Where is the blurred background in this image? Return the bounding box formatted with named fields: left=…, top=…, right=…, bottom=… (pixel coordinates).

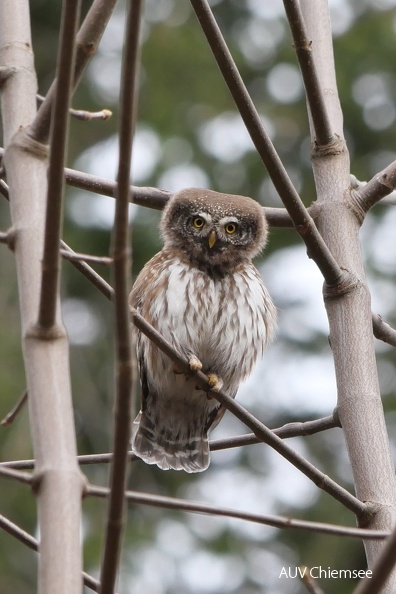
left=1, top=0, right=396, bottom=592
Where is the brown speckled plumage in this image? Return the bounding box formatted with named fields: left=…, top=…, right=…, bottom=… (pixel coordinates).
left=130, top=188, right=276, bottom=472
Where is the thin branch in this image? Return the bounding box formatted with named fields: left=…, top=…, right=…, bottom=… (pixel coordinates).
left=300, top=567, right=326, bottom=594
left=0, top=146, right=294, bottom=227
left=189, top=0, right=345, bottom=288
left=131, top=308, right=365, bottom=517
left=29, top=0, right=118, bottom=143
left=37, top=93, right=112, bottom=122
left=0, top=230, right=11, bottom=245
left=60, top=249, right=112, bottom=266
left=60, top=240, right=114, bottom=300
left=0, top=514, right=109, bottom=594
left=0, top=465, right=32, bottom=485
left=352, top=160, right=396, bottom=214
left=38, top=0, right=81, bottom=329
left=372, top=314, right=396, bottom=348
left=88, top=484, right=386, bottom=541
left=99, top=2, right=142, bottom=593
left=1, top=414, right=339, bottom=470
left=1, top=390, right=28, bottom=426
left=283, top=0, right=334, bottom=146
left=352, top=525, right=396, bottom=594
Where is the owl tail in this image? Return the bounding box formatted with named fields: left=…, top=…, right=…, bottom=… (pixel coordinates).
left=131, top=410, right=210, bottom=473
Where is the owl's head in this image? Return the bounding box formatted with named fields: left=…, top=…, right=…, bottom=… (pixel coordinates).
left=161, top=188, right=269, bottom=270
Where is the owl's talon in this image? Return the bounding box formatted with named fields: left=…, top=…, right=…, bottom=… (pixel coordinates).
left=188, top=354, right=203, bottom=372
left=207, top=373, right=223, bottom=393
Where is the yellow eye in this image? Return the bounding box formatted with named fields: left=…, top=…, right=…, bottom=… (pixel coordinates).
left=193, top=217, right=205, bottom=229
left=225, top=223, right=237, bottom=234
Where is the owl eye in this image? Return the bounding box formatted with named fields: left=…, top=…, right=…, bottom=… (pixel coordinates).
left=225, top=222, right=237, bottom=234
left=193, top=217, right=205, bottom=229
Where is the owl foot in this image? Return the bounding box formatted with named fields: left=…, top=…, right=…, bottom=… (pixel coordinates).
left=206, top=373, right=223, bottom=394
left=188, top=354, right=203, bottom=372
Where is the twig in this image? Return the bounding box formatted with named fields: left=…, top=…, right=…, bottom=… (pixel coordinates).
left=0, top=514, right=109, bottom=593
left=189, top=0, right=344, bottom=288
left=372, top=314, right=396, bottom=348
left=60, top=249, right=112, bottom=266
left=87, top=484, right=386, bottom=541
left=0, top=465, right=32, bottom=485
left=283, top=0, right=334, bottom=146
left=60, top=240, right=114, bottom=300
left=300, top=567, right=326, bottom=594
left=36, top=94, right=112, bottom=122
left=1, top=390, right=28, bottom=426
left=352, top=161, right=396, bottom=214
left=29, top=0, right=118, bottom=143
left=0, top=230, right=11, bottom=244
left=37, top=0, right=81, bottom=329
left=99, top=2, right=142, bottom=593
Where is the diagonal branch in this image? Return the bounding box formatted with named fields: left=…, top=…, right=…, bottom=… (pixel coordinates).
left=29, top=0, right=118, bottom=143
left=88, top=484, right=386, bottom=541
left=99, top=2, right=142, bottom=593
left=283, top=0, right=334, bottom=147
left=0, top=514, right=111, bottom=593
left=351, top=160, right=396, bottom=215
left=352, top=524, right=396, bottom=594
left=189, top=0, right=344, bottom=288
left=38, top=0, right=81, bottom=329
left=2, top=414, right=340, bottom=470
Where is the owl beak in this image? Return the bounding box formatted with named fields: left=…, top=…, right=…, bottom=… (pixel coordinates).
left=208, top=230, right=217, bottom=248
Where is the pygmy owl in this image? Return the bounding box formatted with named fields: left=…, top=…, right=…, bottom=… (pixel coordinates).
left=130, top=188, right=276, bottom=473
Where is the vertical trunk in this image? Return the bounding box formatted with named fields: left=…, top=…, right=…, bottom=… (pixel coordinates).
left=0, top=2, right=84, bottom=593
left=300, top=0, right=396, bottom=582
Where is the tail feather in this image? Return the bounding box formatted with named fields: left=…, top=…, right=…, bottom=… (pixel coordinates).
left=131, top=411, right=210, bottom=473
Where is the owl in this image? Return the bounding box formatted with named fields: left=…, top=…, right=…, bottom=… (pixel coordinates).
left=130, top=188, right=276, bottom=473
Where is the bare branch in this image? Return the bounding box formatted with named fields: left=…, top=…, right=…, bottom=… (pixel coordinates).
left=352, top=525, right=396, bottom=594
left=88, top=484, right=386, bottom=541
left=352, top=161, right=396, bottom=214
left=99, top=2, right=142, bottom=592
left=372, top=314, right=396, bottom=348
left=0, top=465, right=31, bottom=485
left=0, top=2, right=86, bottom=592
left=300, top=0, right=396, bottom=581
left=37, top=0, right=81, bottom=329
left=300, top=567, right=326, bottom=594
left=37, top=93, right=112, bottom=121
left=60, top=249, right=112, bottom=266
left=29, top=0, right=118, bottom=143
left=0, top=413, right=340, bottom=470
left=131, top=308, right=365, bottom=517
left=0, top=390, right=28, bottom=426
left=60, top=240, right=114, bottom=300
left=189, top=0, right=344, bottom=287
left=0, top=514, right=111, bottom=594
left=283, top=0, right=334, bottom=146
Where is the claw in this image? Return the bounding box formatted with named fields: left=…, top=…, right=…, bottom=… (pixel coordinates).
left=207, top=373, right=223, bottom=393
left=188, top=354, right=203, bottom=372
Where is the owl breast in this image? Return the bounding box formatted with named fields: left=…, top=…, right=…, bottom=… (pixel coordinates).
left=144, top=255, right=275, bottom=396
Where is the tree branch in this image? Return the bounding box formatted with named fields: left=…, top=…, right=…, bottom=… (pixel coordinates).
left=29, top=0, right=118, bottom=143
left=0, top=514, right=111, bottom=593
left=99, top=2, right=142, bottom=593
left=0, top=390, right=28, bottom=426
left=283, top=0, right=334, bottom=146
left=372, top=314, right=396, bottom=348
left=38, top=0, right=81, bottom=330
left=353, top=524, right=396, bottom=594
left=88, top=484, right=386, bottom=541
left=189, top=0, right=345, bottom=288
left=0, top=2, right=86, bottom=593
left=352, top=160, right=396, bottom=214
